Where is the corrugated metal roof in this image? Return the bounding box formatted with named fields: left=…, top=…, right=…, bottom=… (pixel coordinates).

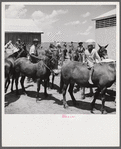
left=5, top=18, right=44, bottom=33
left=92, top=9, right=116, bottom=21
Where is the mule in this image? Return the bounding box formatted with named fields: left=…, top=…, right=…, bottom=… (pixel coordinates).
left=5, top=43, right=28, bottom=93
left=60, top=60, right=116, bottom=114
left=13, top=55, right=57, bottom=100
left=80, top=44, right=109, bottom=99
left=97, top=44, right=108, bottom=60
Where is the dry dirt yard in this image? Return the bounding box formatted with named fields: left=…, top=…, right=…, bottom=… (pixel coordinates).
left=5, top=73, right=116, bottom=114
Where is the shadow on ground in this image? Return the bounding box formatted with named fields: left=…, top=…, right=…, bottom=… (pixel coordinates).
left=26, top=91, right=63, bottom=106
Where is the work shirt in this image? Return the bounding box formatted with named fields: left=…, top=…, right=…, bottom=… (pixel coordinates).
left=85, top=48, right=101, bottom=67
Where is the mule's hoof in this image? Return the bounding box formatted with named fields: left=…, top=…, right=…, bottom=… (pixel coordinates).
left=81, top=96, right=85, bottom=100
left=11, top=90, right=14, bottom=93
left=91, top=110, right=94, bottom=113
left=101, top=110, right=107, bottom=114
left=59, top=90, right=62, bottom=94
left=23, top=92, right=27, bottom=96
left=36, top=98, right=41, bottom=102
left=64, top=104, right=69, bottom=109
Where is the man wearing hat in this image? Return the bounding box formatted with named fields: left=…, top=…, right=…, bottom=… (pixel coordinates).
left=68, top=41, right=74, bottom=60
left=49, top=43, right=55, bottom=53
left=15, top=38, right=22, bottom=49
left=77, top=41, right=85, bottom=63
left=62, top=42, right=67, bottom=60
left=29, top=38, right=39, bottom=60
left=85, top=42, right=101, bottom=84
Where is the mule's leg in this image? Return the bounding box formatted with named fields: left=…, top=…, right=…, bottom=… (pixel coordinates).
left=15, top=76, right=19, bottom=95
left=81, top=87, right=85, bottom=99
left=20, top=76, right=27, bottom=95
left=44, top=79, right=48, bottom=97
left=36, top=79, right=41, bottom=101
left=90, top=88, right=100, bottom=113
left=89, top=87, right=93, bottom=97
left=51, top=74, right=55, bottom=89
left=5, top=77, right=10, bottom=93
left=68, top=83, right=77, bottom=106
left=63, top=83, right=69, bottom=108
left=100, top=87, right=107, bottom=114
left=11, top=75, right=15, bottom=92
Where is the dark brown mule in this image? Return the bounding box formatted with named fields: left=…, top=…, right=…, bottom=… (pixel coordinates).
left=5, top=43, right=28, bottom=93
left=29, top=48, right=59, bottom=89
left=97, top=44, right=109, bottom=60
left=13, top=55, right=56, bottom=100
left=80, top=44, right=109, bottom=99
left=60, top=61, right=116, bottom=114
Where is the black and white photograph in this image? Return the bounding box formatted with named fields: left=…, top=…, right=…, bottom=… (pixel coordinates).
left=2, top=1, right=120, bottom=147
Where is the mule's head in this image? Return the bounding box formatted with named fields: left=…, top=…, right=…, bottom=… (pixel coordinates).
left=98, top=44, right=108, bottom=59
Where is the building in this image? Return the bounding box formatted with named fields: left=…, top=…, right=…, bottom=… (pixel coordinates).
left=92, top=9, right=116, bottom=60
left=5, top=18, right=44, bottom=50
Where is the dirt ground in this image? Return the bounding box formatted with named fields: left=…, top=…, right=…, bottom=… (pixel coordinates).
left=5, top=73, right=116, bottom=114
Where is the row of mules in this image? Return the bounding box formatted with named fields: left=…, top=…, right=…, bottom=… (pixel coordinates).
left=60, top=60, right=116, bottom=114
left=12, top=52, right=58, bottom=100
left=5, top=43, right=28, bottom=93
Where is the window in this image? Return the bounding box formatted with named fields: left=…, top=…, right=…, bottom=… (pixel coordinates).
left=96, top=17, right=116, bottom=28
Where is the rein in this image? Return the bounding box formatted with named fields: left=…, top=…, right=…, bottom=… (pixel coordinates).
left=30, top=54, right=55, bottom=74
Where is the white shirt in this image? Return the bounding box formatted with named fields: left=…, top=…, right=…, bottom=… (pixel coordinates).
left=85, top=48, right=101, bottom=62
left=29, top=45, right=38, bottom=55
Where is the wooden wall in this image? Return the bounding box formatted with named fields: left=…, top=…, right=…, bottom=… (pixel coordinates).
left=5, top=32, right=42, bottom=50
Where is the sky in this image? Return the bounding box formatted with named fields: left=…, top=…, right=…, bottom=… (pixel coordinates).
left=5, top=4, right=116, bottom=42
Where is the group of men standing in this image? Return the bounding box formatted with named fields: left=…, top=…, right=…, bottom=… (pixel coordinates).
left=13, top=38, right=101, bottom=84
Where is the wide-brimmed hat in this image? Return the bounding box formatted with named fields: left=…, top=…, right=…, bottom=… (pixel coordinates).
left=88, top=42, right=94, bottom=46
left=17, top=38, right=21, bottom=41
left=78, top=41, right=83, bottom=45
left=33, top=38, right=39, bottom=42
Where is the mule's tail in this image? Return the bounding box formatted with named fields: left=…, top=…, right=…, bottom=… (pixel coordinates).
left=60, top=72, right=64, bottom=93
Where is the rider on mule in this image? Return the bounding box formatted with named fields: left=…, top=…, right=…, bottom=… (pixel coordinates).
left=85, top=42, right=101, bottom=84
left=15, top=38, right=22, bottom=50
left=29, top=38, right=40, bottom=63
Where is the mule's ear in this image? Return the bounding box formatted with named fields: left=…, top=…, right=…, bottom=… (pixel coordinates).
left=98, top=44, right=102, bottom=48
left=105, top=44, right=108, bottom=48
